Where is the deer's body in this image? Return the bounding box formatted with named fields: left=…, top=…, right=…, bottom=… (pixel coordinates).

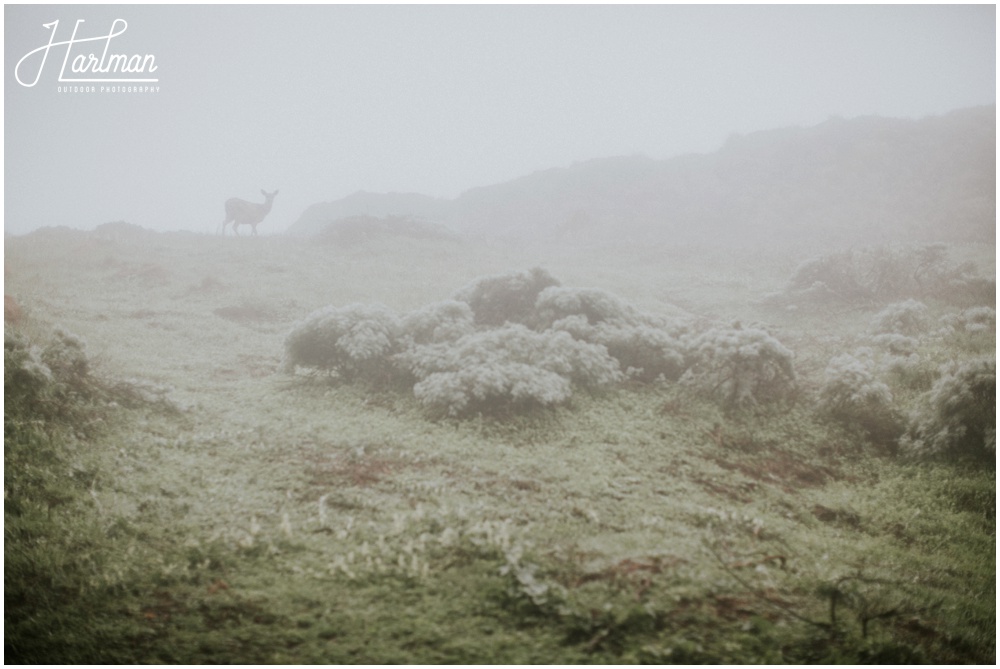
left=221, top=189, right=278, bottom=236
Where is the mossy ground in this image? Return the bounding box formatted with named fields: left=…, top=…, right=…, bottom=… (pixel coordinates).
left=5, top=230, right=994, bottom=663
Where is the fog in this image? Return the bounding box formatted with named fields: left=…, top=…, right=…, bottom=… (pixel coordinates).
left=4, top=4, right=995, bottom=236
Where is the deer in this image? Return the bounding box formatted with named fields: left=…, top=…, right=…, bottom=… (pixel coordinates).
left=220, top=189, right=279, bottom=236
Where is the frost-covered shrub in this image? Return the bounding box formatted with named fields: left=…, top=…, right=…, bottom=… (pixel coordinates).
left=818, top=352, right=901, bottom=445
left=870, top=300, right=929, bottom=336
left=40, top=328, right=90, bottom=380
left=936, top=307, right=995, bottom=355
left=779, top=245, right=994, bottom=308
left=534, top=286, right=645, bottom=327
left=787, top=251, right=872, bottom=303
left=283, top=303, right=403, bottom=382
left=399, top=324, right=623, bottom=416
left=453, top=267, right=560, bottom=327
left=5, top=326, right=102, bottom=429
left=902, top=357, right=996, bottom=464
left=536, top=286, right=688, bottom=382
left=939, top=307, right=996, bottom=336
left=399, top=300, right=475, bottom=346
left=955, top=307, right=994, bottom=334
left=870, top=333, right=919, bottom=356
left=5, top=328, right=55, bottom=409
left=882, top=352, right=936, bottom=393
left=549, top=315, right=687, bottom=383
left=682, top=323, right=796, bottom=410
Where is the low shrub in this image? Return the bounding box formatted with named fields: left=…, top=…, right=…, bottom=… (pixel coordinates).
left=533, top=286, right=646, bottom=327
left=870, top=299, right=929, bottom=336
left=776, top=244, right=994, bottom=308
left=282, top=303, right=404, bottom=383
left=399, top=324, right=623, bottom=416
left=454, top=267, right=560, bottom=327
left=5, top=326, right=104, bottom=431
left=818, top=351, right=902, bottom=446
left=550, top=316, right=687, bottom=383
left=6, top=324, right=186, bottom=439
left=870, top=333, right=919, bottom=356
left=882, top=352, right=937, bottom=393
left=681, top=323, right=796, bottom=410
left=940, top=306, right=996, bottom=335
left=901, top=357, right=996, bottom=464
left=399, top=300, right=475, bottom=346
left=536, top=286, right=689, bottom=382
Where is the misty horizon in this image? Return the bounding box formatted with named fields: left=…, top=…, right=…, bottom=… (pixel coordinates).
left=4, top=4, right=996, bottom=236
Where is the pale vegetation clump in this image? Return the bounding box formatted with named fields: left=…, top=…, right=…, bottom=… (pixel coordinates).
left=901, top=356, right=996, bottom=464
left=453, top=266, right=561, bottom=327
left=5, top=328, right=56, bottom=412
left=870, top=333, right=919, bottom=356
left=818, top=351, right=901, bottom=446
left=5, top=325, right=180, bottom=432
left=399, top=324, right=623, bottom=416
left=5, top=327, right=98, bottom=428
left=770, top=244, right=994, bottom=308
left=535, top=286, right=689, bottom=382
left=870, top=299, right=929, bottom=336
left=282, top=303, right=405, bottom=383
left=398, top=299, right=476, bottom=346
left=936, top=306, right=996, bottom=354
left=680, top=323, right=797, bottom=410
left=939, top=306, right=996, bottom=335
left=283, top=269, right=802, bottom=416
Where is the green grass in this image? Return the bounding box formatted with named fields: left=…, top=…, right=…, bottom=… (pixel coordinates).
left=5, top=230, right=995, bottom=663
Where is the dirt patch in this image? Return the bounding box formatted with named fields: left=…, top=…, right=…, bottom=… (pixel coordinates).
left=712, top=448, right=841, bottom=493
left=569, top=555, right=687, bottom=590
left=691, top=475, right=756, bottom=503
left=811, top=503, right=861, bottom=528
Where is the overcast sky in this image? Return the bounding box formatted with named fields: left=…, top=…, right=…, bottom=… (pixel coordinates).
left=4, top=4, right=996, bottom=235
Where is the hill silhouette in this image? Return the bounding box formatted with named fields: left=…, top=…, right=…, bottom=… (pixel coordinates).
left=288, top=105, right=995, bottom=247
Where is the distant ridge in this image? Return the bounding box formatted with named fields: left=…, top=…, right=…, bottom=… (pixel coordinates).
left=288, top=105, right=995, bottom=247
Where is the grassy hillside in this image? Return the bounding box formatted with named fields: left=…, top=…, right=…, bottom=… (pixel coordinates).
left=5, top=228, right=995, bottom=663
